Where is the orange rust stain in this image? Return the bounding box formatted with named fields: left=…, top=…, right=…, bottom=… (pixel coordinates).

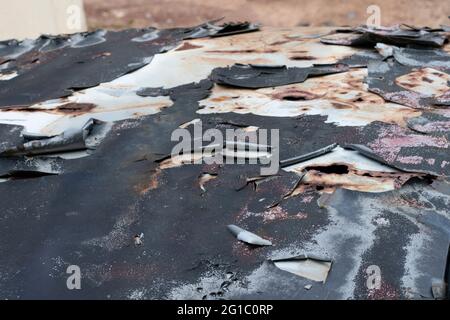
left=210, top=95, right=231, bottom=102
left=136, top=168, right=162, bottom=195
left=300, top=165, right=420, bottom=193
left=399, top=82, right=415, bottom=89
left=383, top=193, right=429, bottom=209
left=175, top=42, right=203, bottom=51
left=331, top=101, right=356, bottom=110
left=271, top=89, right=321, bottom=101
left=395, top=68, right=450, bottom=96
left=2, top=105, right=36, bottom=112
left=289, top=55, right=316, bottom=60
left=56, top=102, right=97, bottom=115
left=1, top=102, right=97, bottom=116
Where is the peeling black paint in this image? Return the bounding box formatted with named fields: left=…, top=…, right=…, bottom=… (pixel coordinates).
left=322, top=25, right=447, bottom=48
left=0, top=23, right=450, bottom=300
left=210, top=63, right=349, bottom=89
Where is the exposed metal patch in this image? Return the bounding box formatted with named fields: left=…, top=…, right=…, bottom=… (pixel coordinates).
left=199, top=69, right=421, bottom=127
left=271, top=255, right=332, bottom=283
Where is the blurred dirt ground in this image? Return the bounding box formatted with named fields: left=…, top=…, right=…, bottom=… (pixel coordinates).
left=84, top=0, right=450, bottom=30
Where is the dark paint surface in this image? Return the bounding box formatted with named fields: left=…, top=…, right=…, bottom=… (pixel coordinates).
left=0, top=24, right=449, bottom=300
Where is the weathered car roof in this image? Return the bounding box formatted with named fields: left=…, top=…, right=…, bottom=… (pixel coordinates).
left=0, top=23, right=449, bottom=299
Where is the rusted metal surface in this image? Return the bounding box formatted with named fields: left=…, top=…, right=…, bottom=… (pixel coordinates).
left=0, top=23, right=449, bottom=300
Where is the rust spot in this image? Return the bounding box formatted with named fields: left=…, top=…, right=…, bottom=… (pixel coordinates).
left=2, top=102, right=97, bottom=115
left=396, top=68, right=450, bottom=97
left=2, top=105, right=34, bottom=112
left=289, top=55, right=315, bottom=61
left=136, top=168, right=162, bottom=195
left=21, top=51, right=41, bottom=65
left=56, top=103, right=97, bottom=114
left=288, top=162, right=424, bottom=194
left=176, top=42, right=203, bottom=51
left=210, top=96, right=231, bottom=102
left=331, top=102, right=355, bottom=109
left=399, top=82, right=415, bottom=88
left=13, top=50, right=56, bottom=71
left=272, top=89, right=320, bottom=101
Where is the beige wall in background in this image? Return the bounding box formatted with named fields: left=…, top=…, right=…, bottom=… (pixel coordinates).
left=0, top=0, right=87, bottom=40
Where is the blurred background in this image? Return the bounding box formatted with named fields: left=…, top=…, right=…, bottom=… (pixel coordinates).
left=85, top=0, right=449, bottom=29
left=0, top=0, right=449, bottom=40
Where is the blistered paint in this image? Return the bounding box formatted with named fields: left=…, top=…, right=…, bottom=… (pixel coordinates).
left=0, top=86, right=172, bottom=135
left=396, top=68, right=450, bottom=97
left=282, top=148, right=418, bottom=193
left=283, top=147, right=398, bottom=173
left=199, top=70, right=421, bottom=127
left=112, top=27, right=357, bottom=89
